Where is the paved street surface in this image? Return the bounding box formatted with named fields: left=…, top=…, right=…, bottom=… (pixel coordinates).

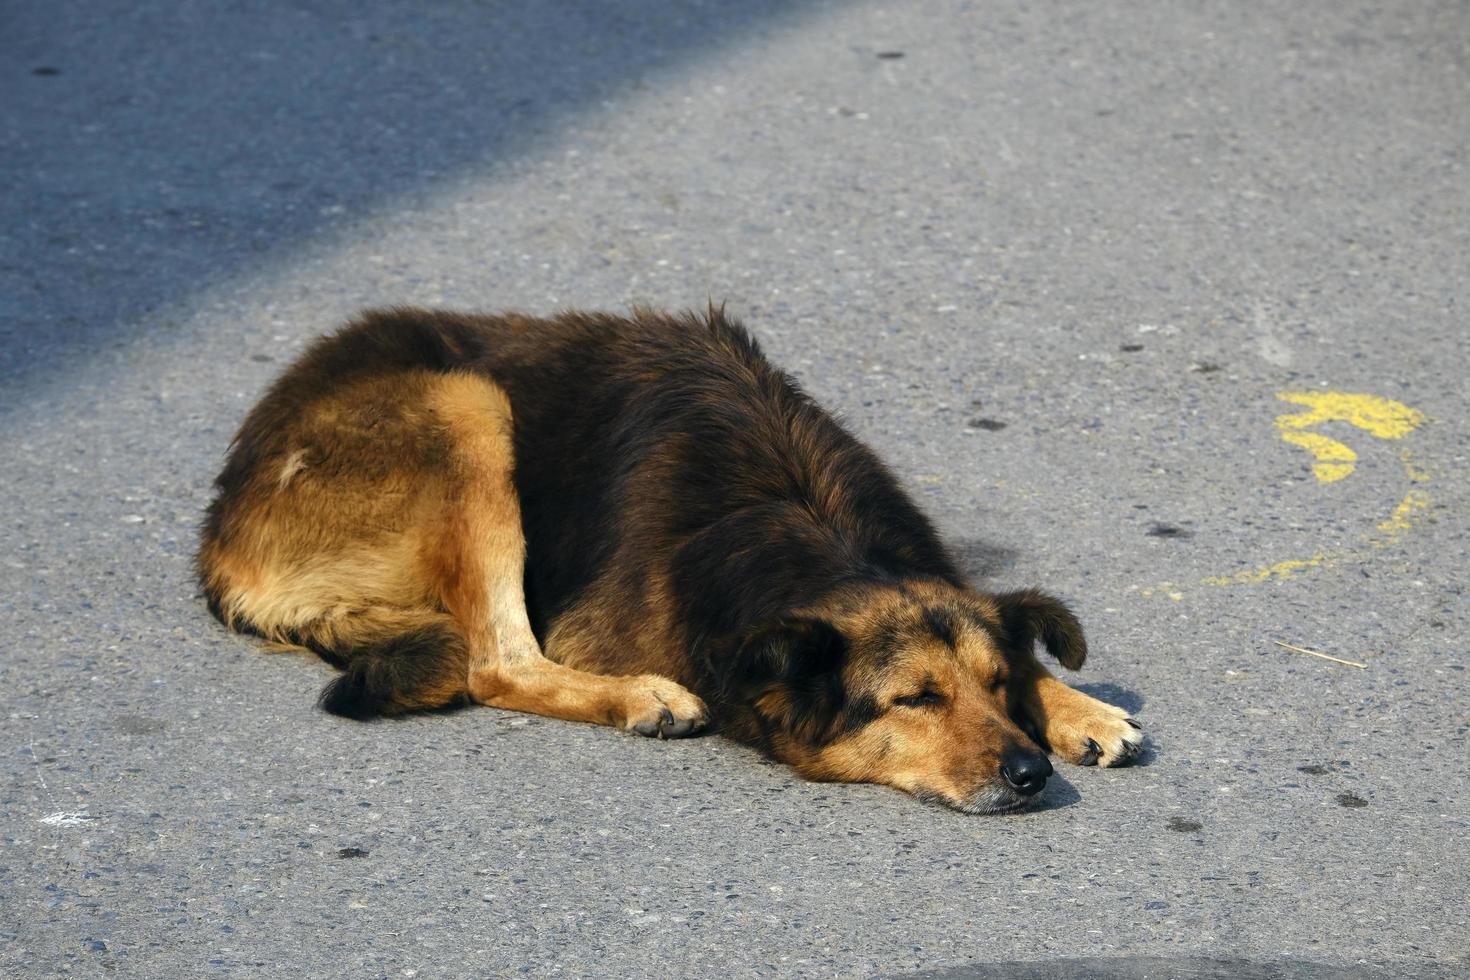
left=3, top=1, right=1467, bottom=976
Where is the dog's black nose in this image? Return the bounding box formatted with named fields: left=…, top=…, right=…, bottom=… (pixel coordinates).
left=1001, top=750, right=1053, bottom=796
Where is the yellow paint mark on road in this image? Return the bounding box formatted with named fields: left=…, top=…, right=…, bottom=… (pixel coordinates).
left=1400, top=449, right=1432, bottom=483
left=1134, top=392, right=1433, bottom=600
left=1276, top=391, right=1426, bottom=439
left=1375, top=487, right=1432, bottom=537
left=1363, top=449, right=1436, bottom=545
left=1201, top=554, right=1329, bottom=587
left=1137, top=583, right=1185, bottom=601
left=1276, top=430, right=1356, bottom=482
left=1274, top=391, right=1426, bottom=483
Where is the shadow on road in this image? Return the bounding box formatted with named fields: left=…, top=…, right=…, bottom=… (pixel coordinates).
left=0, top=0, right=816, bottom=401
left=1075, top=681, right=1144, bottom=717
left=952, top=536, right=1019, bottom=583
left=1031, top=772, right=1080, bottom=812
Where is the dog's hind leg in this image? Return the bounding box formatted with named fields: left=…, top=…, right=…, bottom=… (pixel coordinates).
left=425, top=372, right=708, bottom=738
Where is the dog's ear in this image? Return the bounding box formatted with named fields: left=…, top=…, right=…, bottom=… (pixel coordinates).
left=731, top=618, right=850, bottom=744
left=738, top=617, right=847, bottom=677
left=994, top=589, right=1087, bottom=670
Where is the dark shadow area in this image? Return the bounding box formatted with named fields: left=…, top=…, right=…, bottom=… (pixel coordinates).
left=951, top=536, right=1019, bottom=582
left=1075, top=681, right=1144, bottom=716
left=1031, top=771, right=1080, bottom=812
left=0, top=0, right=815, bottom=401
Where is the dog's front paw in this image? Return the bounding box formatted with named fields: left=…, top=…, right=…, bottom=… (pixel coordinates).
left=1051, top=700, right=1142, bottom=768
left=624, top=675, right=709, bottom=739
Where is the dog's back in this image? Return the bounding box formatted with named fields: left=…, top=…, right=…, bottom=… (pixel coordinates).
left=480, top=308, right=963, bottom=692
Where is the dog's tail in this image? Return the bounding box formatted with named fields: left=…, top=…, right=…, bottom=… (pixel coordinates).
left=285, top=608, right=471, bottom=719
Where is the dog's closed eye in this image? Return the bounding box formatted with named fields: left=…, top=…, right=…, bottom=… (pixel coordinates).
left=894, top=691, right=944, bottom=708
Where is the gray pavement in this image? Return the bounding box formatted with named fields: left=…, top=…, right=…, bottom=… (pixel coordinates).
left=2, top=1, right=1468, bottom=976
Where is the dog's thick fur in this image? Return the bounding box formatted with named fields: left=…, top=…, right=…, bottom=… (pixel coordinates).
left=198, top=307, right=1141, bottom=812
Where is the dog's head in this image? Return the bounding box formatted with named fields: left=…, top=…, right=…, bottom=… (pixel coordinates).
left=722, top=580, right=1085, bottom=813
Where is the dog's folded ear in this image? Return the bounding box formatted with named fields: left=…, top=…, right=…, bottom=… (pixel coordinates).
left=738, top=617, right=846, bottom=679
left=725, top=618, right=850, bottom=745
left=994, top=588, right=1087, bottom=670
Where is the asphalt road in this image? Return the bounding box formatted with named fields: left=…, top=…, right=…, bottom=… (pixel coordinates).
left=3, top=1, right=1467, bottom=976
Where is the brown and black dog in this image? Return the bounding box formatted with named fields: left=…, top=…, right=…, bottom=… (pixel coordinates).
left=198, top=306, right=1141, bottom=813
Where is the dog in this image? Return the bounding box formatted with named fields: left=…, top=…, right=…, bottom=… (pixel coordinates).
left=198, top=306, right=1141, bottom=813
